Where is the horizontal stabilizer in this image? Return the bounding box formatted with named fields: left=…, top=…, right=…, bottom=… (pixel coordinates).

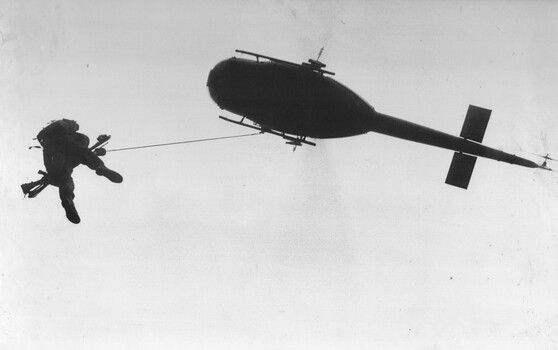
left=445, top=152, right=477, bottom=189
left=460, top=105, right=491, bottom=143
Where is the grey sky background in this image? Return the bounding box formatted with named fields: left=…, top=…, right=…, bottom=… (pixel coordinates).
left=1, top=1, right=558, bottom=349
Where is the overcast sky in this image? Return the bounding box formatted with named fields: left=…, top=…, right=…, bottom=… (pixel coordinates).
left=1, top=1, right=558, bottom=349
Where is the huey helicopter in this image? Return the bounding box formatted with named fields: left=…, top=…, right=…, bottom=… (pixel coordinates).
left=207, top=49, right=553, bottom=189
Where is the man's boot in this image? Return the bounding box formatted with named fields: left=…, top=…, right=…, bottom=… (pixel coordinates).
left=61, top=198, right=80, bottom=224
left=96, top=166, right=123, bottom=183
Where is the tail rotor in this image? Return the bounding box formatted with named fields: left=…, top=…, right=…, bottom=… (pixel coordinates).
left=522, top=151, right=556, bottom=170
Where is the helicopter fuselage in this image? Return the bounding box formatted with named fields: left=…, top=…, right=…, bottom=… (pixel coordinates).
left=208, top=57, right=374, bottom=138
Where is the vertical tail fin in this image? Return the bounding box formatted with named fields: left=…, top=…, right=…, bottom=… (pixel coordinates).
left=445, top=105, right=491, bottom=189
left=460, top=105, right=491, bottom=142
left=445, top=152, right=477, bottom=189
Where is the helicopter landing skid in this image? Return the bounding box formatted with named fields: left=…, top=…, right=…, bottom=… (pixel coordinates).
left=218, top=115, right=316, bottom=148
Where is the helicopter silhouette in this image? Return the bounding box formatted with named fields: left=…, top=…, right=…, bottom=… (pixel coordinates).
left=207, top=49, right=552, bottom=189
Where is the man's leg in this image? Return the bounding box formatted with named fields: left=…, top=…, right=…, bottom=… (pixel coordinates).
left=58, top=170, right=80, bottom=224
left=80, top=149, right=123, bottom=183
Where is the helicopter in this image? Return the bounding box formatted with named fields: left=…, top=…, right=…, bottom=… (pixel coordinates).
left=207, top=49, right=552, bottom=189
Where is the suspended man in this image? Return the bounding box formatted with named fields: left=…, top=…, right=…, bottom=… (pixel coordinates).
left=22, top=119, right=123, bottom=224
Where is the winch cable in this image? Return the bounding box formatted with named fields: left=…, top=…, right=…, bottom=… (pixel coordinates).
left=105, top=132, right=261, bottom=153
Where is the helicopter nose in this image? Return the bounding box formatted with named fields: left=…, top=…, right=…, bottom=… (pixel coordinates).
left=207, top=59, right=232, bottom=106
left=207, top=58, right=237, bottom=85
left=206, top=63, right=220, bottom=89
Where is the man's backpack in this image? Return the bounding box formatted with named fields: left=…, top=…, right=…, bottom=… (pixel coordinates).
left=36, top=119, right=80, bottom=145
